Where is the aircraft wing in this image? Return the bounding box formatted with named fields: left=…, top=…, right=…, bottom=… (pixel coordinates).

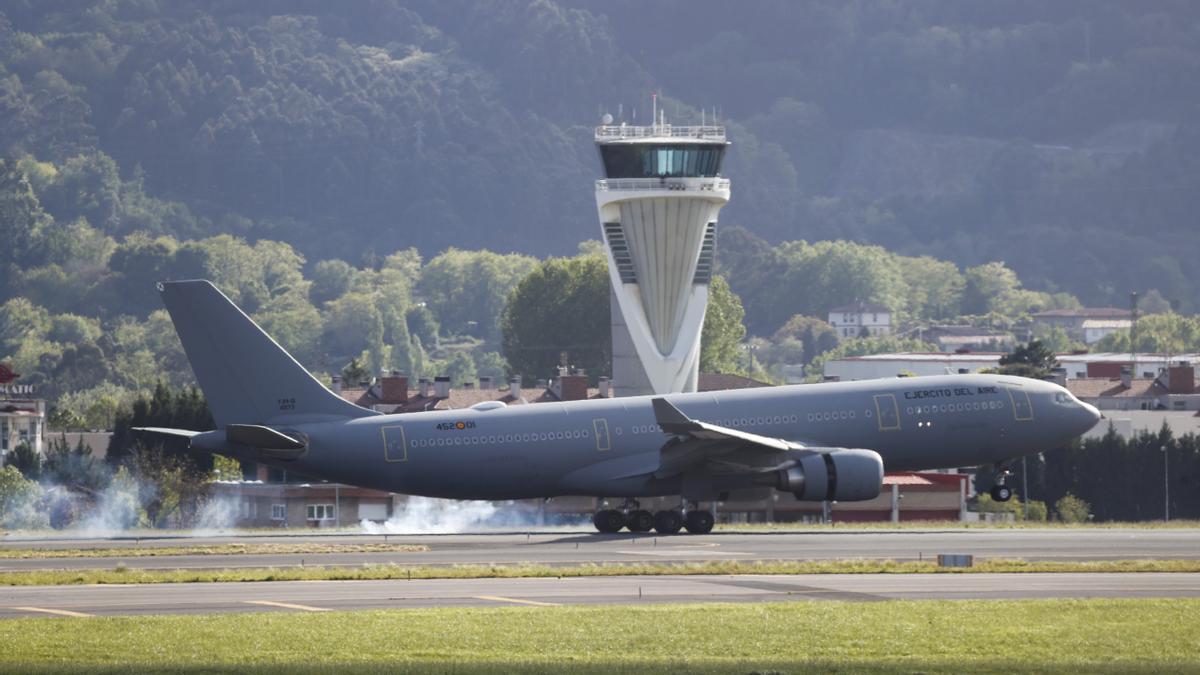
left=651, top=398, right=814, bottom=478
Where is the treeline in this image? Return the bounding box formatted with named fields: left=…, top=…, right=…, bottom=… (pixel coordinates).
left=994, top=424, right=1200, bottom=522
left=1, top=384, right=226, bottom=529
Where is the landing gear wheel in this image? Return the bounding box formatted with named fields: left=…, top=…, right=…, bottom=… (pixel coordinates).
left=990, top=484, right=1013, bottom=502
left=593, top=509, right=625, bottom=533
left=625, top=509, right=654, bottom=533
left=684, top=510, right=715, bottom=534
left=652, top=510, right=684, bottom=535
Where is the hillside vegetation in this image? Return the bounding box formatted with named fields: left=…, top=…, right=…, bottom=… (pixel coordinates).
left=3, top=1, right=1200, bottom=415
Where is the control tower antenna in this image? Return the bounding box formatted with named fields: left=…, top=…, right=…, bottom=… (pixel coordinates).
left=593, top=105, right=732, bottom=396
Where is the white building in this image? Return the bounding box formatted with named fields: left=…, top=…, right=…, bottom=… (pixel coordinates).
left=0, top=383, right=45, bottom=461
left=823, top=351, right=1200, bottom=382
left=595, top=114, right=730, bottom=396
left=1031, top=307, right=1131, bottom=341
left=1081, top=319, right=1132, bottom=345
left=823, top=352, right=1004, bottom=381
left=828, top=302, right=891, bottom=340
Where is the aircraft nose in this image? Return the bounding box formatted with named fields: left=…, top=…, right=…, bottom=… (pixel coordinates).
left=1078, top=400, right=1102, bottom=430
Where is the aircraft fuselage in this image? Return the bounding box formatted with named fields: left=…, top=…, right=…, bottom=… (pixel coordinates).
left=201, top=373, right=1099, bottom=501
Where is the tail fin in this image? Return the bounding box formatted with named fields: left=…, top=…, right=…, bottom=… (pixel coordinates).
left=158, top=280, right=379, bottom=427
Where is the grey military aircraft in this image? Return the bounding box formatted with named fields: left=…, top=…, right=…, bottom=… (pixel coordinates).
left=140, top=280, right=1101, bottom=534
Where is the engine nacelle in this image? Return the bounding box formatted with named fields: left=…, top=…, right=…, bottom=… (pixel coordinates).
left=776, top=449, right=883, bottom=501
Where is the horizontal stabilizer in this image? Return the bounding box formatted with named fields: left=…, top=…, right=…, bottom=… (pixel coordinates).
left=226, top=424, right=305, bottom=450
left=132, top=427, right=201, bottom=439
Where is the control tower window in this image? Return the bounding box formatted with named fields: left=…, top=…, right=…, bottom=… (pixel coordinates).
left=600, top=144, right=725, bottom=178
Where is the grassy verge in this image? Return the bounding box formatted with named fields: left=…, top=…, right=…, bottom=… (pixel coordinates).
left=1, top=599, right=1197, bottom=673
left=716, top=519, right=1200, bottom=531
left=0, top=543, right=427, bottom=559
left=2, top=558, right=1198, bottom=587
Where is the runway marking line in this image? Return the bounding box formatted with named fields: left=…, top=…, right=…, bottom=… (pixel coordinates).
left=12, top=606, right=94, bottom=618
left=615, top=550, right=749, bottom=556
left=243, top=600, right=330, bottom=612
left=473, top=595, right=560, bottom=607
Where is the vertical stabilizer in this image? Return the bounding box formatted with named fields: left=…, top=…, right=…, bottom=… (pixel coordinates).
left=158, top=280, right=379, bottom=427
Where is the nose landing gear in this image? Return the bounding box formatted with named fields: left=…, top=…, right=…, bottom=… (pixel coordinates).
left=989, top=464, right=1014, bottom=502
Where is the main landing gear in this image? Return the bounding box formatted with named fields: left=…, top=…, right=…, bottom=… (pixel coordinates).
left=989, top=464, right=1014, bottom=502
left=592, top=500, right=714, bottom=535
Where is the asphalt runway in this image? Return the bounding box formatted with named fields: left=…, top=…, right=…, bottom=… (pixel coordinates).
left=2, top=528, right=1199, bottom=572
left=2, top=572, right=1197, bottom=618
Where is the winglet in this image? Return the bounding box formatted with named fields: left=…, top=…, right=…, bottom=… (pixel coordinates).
left=652, top=398, right=701, bottom=434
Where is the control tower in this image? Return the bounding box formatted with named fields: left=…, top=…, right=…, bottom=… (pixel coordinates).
left=595, top=114, right=731, bottom=396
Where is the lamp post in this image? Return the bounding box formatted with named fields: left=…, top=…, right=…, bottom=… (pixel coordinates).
left=1161, top=445, right=1169, bottom=522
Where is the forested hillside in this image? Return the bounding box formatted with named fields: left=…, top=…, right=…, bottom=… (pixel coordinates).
left=1, top=1, right=1197, bottom=308
left=4, top=1, right=1200, bottom=419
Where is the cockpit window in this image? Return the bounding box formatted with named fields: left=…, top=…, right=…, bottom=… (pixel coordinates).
left=1054, top=392, right=1072, bottom=405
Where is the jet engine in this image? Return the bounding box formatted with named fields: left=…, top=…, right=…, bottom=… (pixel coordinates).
left=776, top=449, right=883, bottom=501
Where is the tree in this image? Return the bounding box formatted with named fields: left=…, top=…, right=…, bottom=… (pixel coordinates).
left=0, top=464, right=47, bottom=529
left=3, top=441, right=42, bottom=481
left=1093, top=313, right=1200, bottom=354
left=0, top=297, right=51, bottom=356
left=106, top=232, right=179, bottom=315
left=772, top=315, right=839, bottom=365
left=699, top=276, right=747, bottom=374
left=341, top=357, right=370, bottom=387
left=441, top=350, right=478, bottom=386
left=897, top=255, right=964, bottom=320
left=212, top=454, right=242, bottom=481
left=419, top=249, right=538, bottom=342
left=997, top=340, right=1057, bottom=379
left=309, top=259, right=357, bottom=305
left=501, top=253, right=610, bottom=382
left=322, top=292, right=384, bottom=369
left=1032, top=325, right=1085, bottom=354
left=406, top=305, right=440, bottom=347
left=1054, top=493, right=1091, bottom=523
left=41, top=151, right=122, bottom=230
left=0, top=159, right=51, bottom=268
left=107, top=384, right=214, bottom=469
left=962, top=262, right=1020, bottom=316
left=42, top=433, right=108, bottom=491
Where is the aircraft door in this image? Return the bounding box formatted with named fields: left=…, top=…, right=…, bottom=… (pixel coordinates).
left=382, top=425, right=408, bottom=462
left=1007, top=388, right=1034, bottom=421
left=873, top=394, right=901, bottom=431
left=592, top=419, right=611, bottom=452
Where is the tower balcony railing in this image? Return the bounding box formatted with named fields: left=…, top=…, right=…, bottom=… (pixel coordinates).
left=596, top=177, right=731, bottom=193
left=595, top=124, right=726, bottom=141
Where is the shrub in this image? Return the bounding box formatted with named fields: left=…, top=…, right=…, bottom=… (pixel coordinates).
left=1023, top=500, right=1048, bottom=522
left=1054, top=493, right=1091, bottom=523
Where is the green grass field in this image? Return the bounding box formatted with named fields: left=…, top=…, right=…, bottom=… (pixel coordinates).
left=1, top=557, right=1198, bottom=587
left=0, top=599, right=1196, bottom=673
